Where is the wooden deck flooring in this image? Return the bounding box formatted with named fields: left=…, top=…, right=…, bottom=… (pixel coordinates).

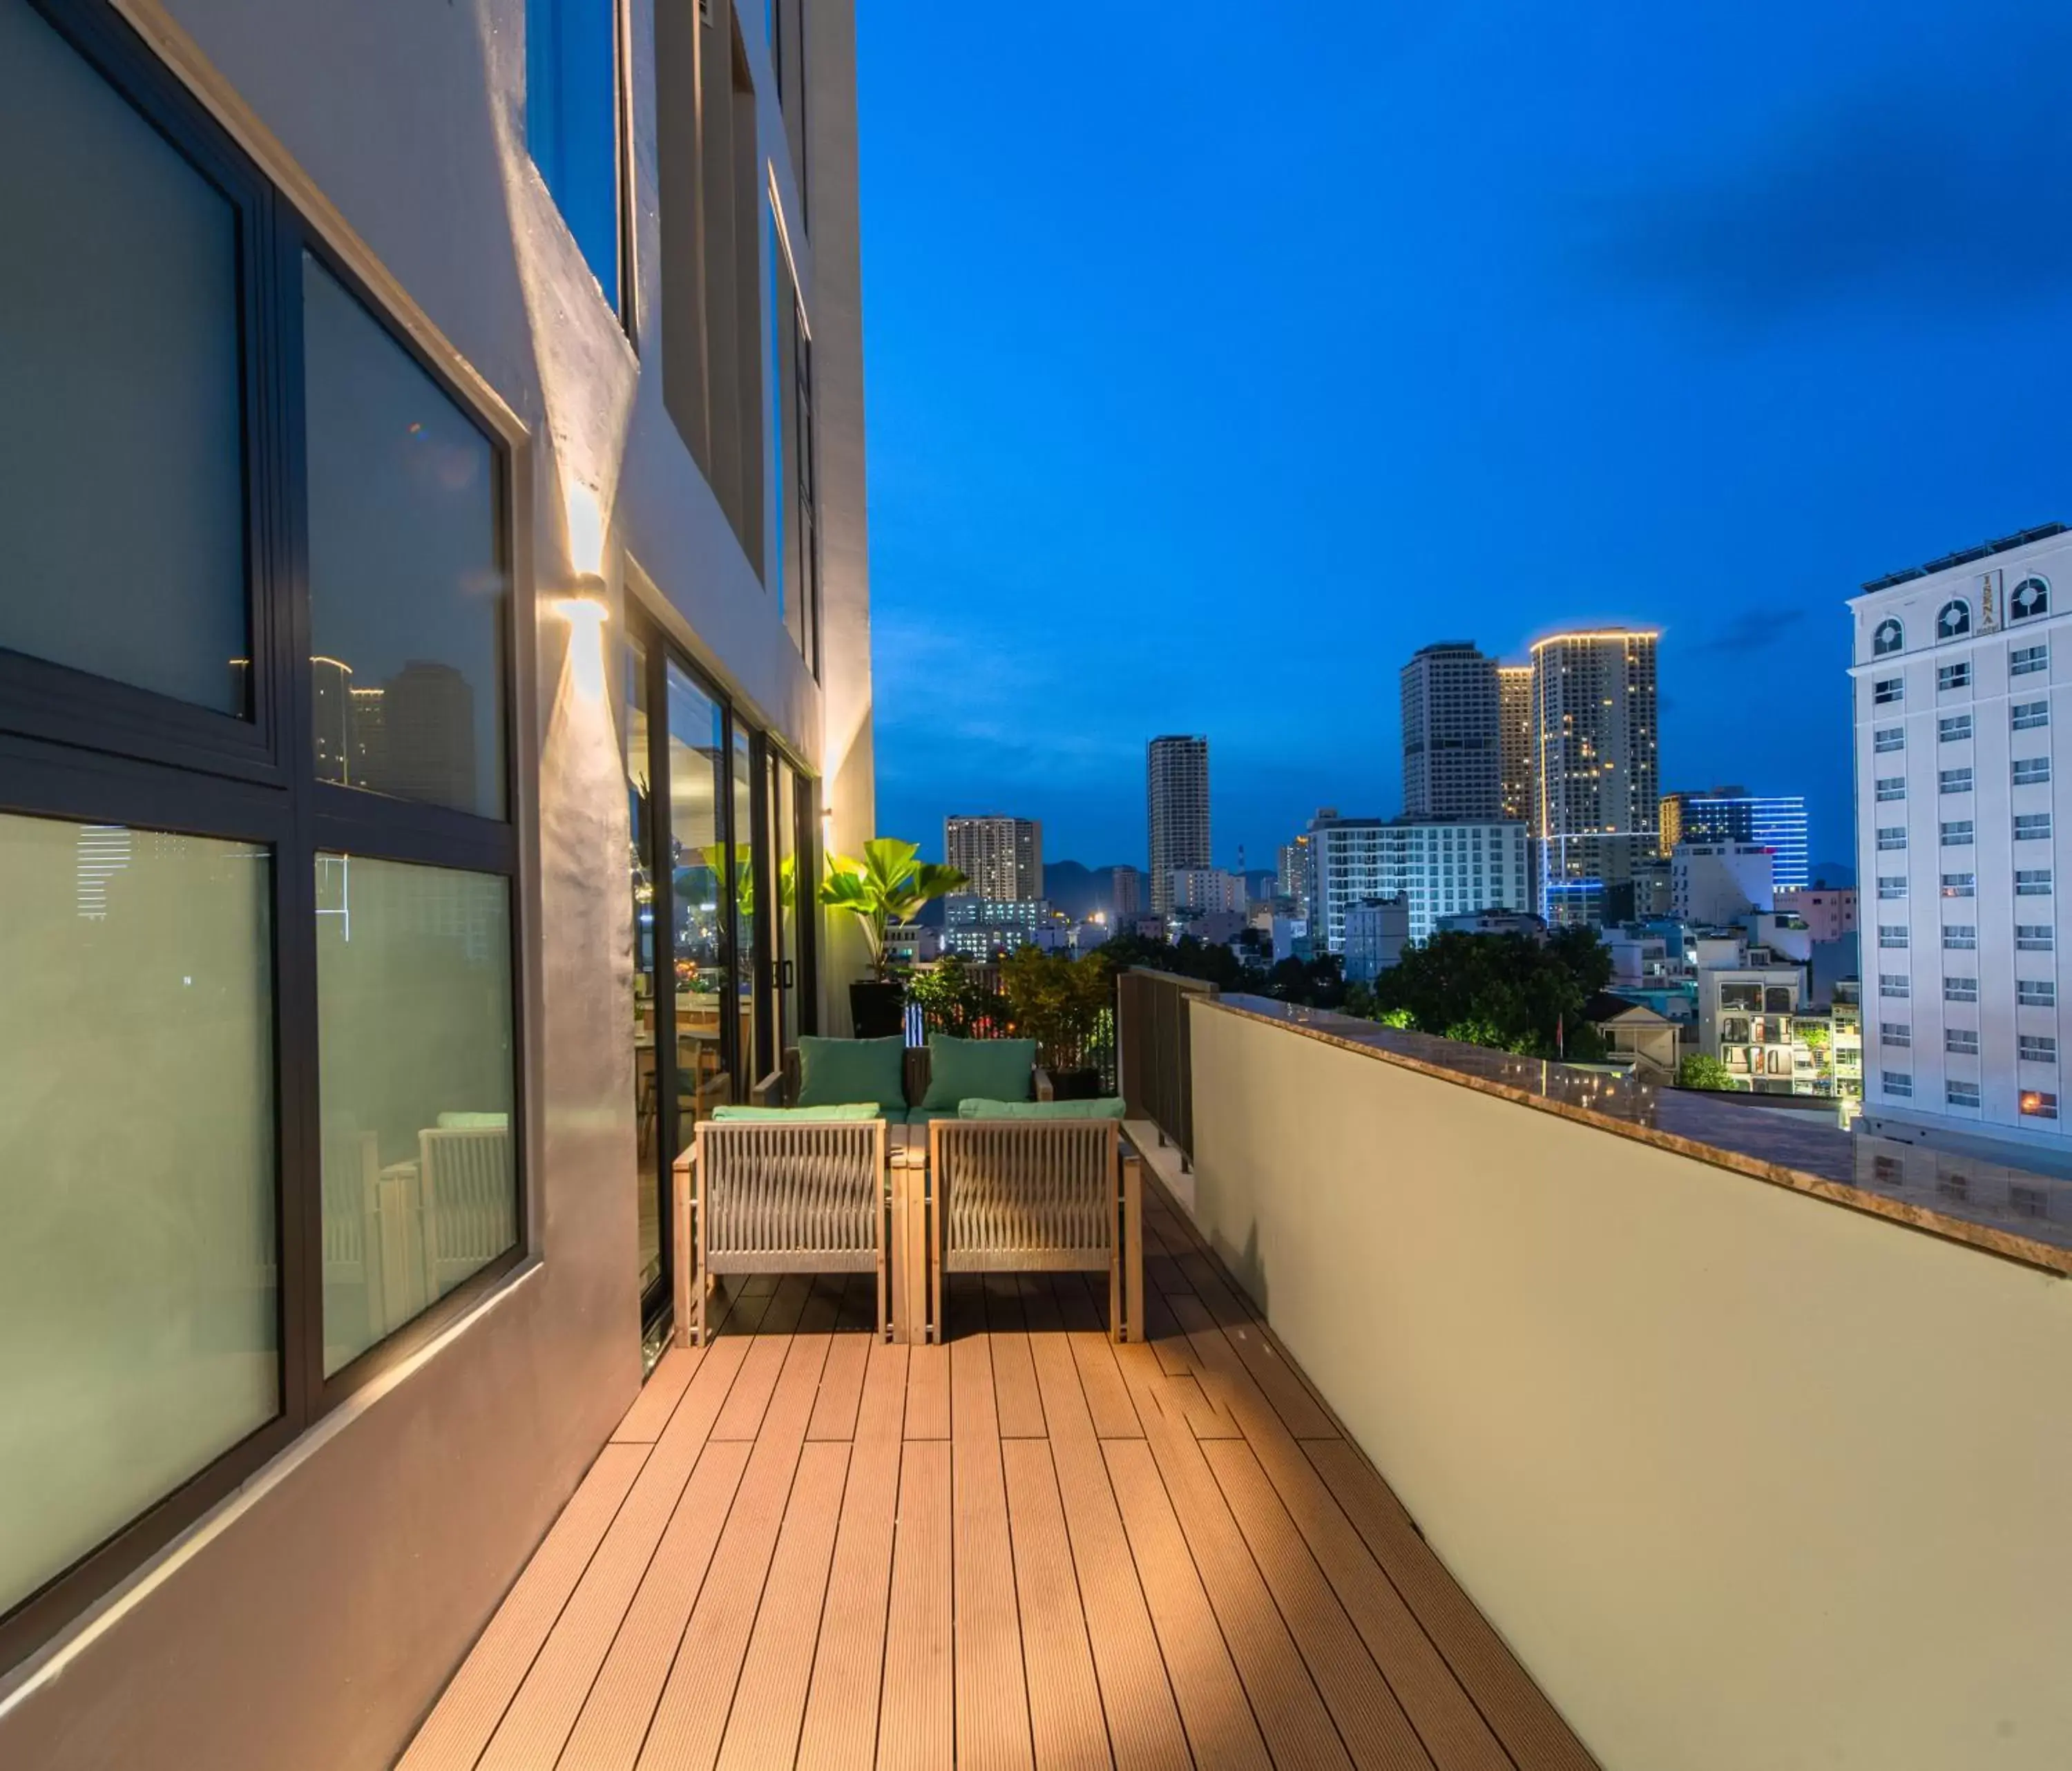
left=400, top=1182, right=1596, bottom=1770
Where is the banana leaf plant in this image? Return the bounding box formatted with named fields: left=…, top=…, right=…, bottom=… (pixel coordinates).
left=820, top=839, right=967, bottom=979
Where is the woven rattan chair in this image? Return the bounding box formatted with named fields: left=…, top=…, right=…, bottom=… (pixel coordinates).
left=672, top=1118, right=893, bottom=1346
left=916, top=1118, right=1143, bottom=1345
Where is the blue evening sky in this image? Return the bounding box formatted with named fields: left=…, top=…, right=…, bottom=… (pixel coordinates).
left=856, top=1, right=2072, bottom=874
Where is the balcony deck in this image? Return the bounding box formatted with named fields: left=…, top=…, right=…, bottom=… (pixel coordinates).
left=400, top=1180, right=1595, bottom=1770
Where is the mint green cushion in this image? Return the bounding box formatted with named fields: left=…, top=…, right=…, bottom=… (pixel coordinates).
left=797, top=1035, right=907, bottom=1114
left=711, top=1103, right=879, bottom=1122
left=921, top=1035, right=1037, bottom=1109
left=437, top=1111, right=509, bottom=1129
left=956, top=1096, right=1126, bottom=1120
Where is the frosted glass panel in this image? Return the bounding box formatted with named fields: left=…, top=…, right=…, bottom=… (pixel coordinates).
left=316, top=855, right=516, bottom=1374
left=304, top=258, right=507, bottom=818
left=0, top=0, right=247, bottom=713
left=0, top=814, right=275, bottom=1616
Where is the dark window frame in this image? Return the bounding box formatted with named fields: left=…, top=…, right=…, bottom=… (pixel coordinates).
left=0, top=0, right=526, bottom=1675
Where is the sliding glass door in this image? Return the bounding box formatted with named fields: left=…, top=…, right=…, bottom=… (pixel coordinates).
left=622, top=613, right=818, bottom=1337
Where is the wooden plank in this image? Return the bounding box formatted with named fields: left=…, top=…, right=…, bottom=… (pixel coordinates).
left=398, top=1442, right=647, bottom=1771
left=951, top=1332, right=1035, bottom=1769
left=807, top=1332, right=870, bottom=1442
left=795, top=1273, right=851, bottom=1334
left=555, top=1437, right=755, bottom=1769
left=713, top=1439, right=852, bottom=1771
left=1102, top=1439, right=1273, bottom=1771
left=474, top=1340, right=751, bottom=1770
left=903, top=1341, right=950, bottom=1439
left=635, top=1333, right=832, bottom=1770
left=984, top=1272, right=1048, bottom=1438
left=1025, top=1339, right=1191, bottom=1771
left=795, top=1349, right=905, bottom=1771
left=1111, top=1365, right=1352, bottom=1770
left=1016, top=1272, right=1064, bottom=1333
left=1167, top=1299, right=1515, bottom=1771
left=877, top=1439, right=954, bottom=1771
left=1173, top=1252, right=1338, bottom=1439
left=1070, top=1330, right=1147, bottom=1439
left=711, top=1332, right=794, bottom=1441
left=1200, top=1439, right=1437, bottom=1771
left=1307, top=1440, right=1600, bottom=1771
left=1001, top=1439, right=1111, bottom=1771
left=1113, top=1337, right=1240, bottom=1442
left=612, top=1344, right=701, bottom=1444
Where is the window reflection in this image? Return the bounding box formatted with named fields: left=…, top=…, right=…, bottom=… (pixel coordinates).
left=316, top=854, right=515, bottom=1375
left=304, top=256, right=506, bottom=819
left=666, top=664, right=732, bottom=1123
left=628, top=637, right=662, bottom=1292
left=0, top=812, right=275, bottom=1615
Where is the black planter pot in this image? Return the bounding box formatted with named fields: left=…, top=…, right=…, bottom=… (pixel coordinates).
left=849, top=979, right=906, bottom=1040
left=1048, top=1066, right=1104, bottom=1101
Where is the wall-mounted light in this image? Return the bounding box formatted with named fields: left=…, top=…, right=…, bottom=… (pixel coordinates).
left=551, top=572, right=609, bottom=701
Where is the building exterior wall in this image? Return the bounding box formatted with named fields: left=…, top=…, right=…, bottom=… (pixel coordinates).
left=1497, top=662, right=1534, bottom=825
left=944, top=814, right=1041, bottom=902
left=1401, top=642, right=1502, bottom=819
left=1147, top=734, right=1209, bottom=917
left=1343, top=897, right=1410, bottom=982
left=1531, top=631, right=1660, bottom=924
left=1308, top=812, right=1532, bottom=948
left=1660, top=790, right=1810, bottom=891
left=1671, top=841, right=1775, bottom=924
left=0, top=1, right=868, bottom=1765
left=1778, top=886, right=1857, bottom=942
left=1850, top=530, right=2069, bottom=1158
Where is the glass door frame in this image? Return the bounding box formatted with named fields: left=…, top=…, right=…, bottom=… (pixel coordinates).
left=626, top=609, right=819, bottom=1341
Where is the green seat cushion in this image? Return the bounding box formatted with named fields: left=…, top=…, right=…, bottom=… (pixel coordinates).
left=796, top=1035, right=907, bottom=1114
left=956, top=1096, right=1126, bottom=1121
left=436, top=1111, right=509, bottom=1129
left=711, top=1103, right=880, bottom=1122
left=921, top=1034, right=1037, bottom=1110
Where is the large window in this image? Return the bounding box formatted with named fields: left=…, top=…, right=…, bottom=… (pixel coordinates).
left=526, top=0, right=626, bottom=320
left=0, top=0, right=519, bottom=1670
left=767, top=198, right=820, bottom=671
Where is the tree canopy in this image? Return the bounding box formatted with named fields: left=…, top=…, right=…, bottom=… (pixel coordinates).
left=1365, top=927, right=1611, bottom=1059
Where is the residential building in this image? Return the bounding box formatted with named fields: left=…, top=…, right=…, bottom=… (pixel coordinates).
left=1531, top=629, right=1660, bottom=924
left=1659, top=788, right=1810, bottom=891
left=1831, top=978, right=1864, bottom=1101
left=942, top=894, right=1046, bottom=957
left=1436, top=907, right=1549, bottom=939
left=1111, top=863, right=1144, bottom=917
left=1169, top=866, right=1246, bottom=915
left=1276, top=834, right=1311, bottom=914
left=1343, top=897, right=1411, bottom=982
left=1778, top=884, right=1857, bottom=942
left=1147, top=734, right=1209, bottom=917
left=0, top=0, right=870, bottom=1759
left=1583, top=991, right=1680, bottom=1078
left=1850, top=521, right=2072, bottom=1160
left=1401, top=642, right=1502, bottom=819
left=1698, top=960, right=1807, bottom=1093
left=1307, top=809, right=1533, bottom=950
left=943, top=814, right=1041, bottom=903
left=1671, top=841, right=1776, bottom=924
left=1498, top=662, right=1534, bottom=823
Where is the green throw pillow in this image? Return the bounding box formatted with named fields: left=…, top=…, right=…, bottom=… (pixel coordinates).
left=922, top=1034, right=1037, bottom=1109
left=796, top=1035, right=907, bottom=1113
left=711, top=1103, right=879, bottom=1122
left=955, top=1096, right=1126, bottom=1121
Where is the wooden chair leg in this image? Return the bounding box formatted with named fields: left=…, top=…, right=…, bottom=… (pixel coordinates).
left=1119, top=1150, right=1144, bottom=1344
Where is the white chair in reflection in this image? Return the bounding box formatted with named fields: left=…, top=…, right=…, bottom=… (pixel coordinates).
left=323, top=1129, right=429, bottom=1344
left=419, top=1121, right=515, bottom=1297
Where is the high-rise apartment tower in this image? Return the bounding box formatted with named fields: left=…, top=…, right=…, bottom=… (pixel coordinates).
left=1147, top=736, right=1210, bottom=917
left=1400, top=643, right=1502, bottom=819
left=1498, top=664, right=1534, bottom=823
left=943, top=814, right=1042, bottom=902
left=1530, top=631, right=1660, bottom=924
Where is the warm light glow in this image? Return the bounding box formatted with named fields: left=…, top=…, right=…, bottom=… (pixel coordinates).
left=565, top=482, right=607, bottom=578
left=2022, top=1091, right=2046, bottom=1113
left=551, top=588, right=608, bottom=703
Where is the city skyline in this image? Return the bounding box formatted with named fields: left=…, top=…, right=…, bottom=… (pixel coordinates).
left=860, top=2, right=2072, bottom=872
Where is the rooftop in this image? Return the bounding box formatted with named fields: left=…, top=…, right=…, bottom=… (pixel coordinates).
left=1858, top=520, right=2069, bottom=593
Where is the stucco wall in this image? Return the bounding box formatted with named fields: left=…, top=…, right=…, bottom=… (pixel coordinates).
left=1188, top=999, right=2072, bottom=1771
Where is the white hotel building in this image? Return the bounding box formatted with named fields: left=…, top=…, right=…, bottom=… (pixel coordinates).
left=1306, top=810, right=1532, bottom=950
left=1850, top=524, right=2070, bottom=1162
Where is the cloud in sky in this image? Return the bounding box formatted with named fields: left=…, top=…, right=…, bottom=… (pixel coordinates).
left=1582, top=29, right=2072, bottom=325
left=1689, top=606, right=1809, bottom=657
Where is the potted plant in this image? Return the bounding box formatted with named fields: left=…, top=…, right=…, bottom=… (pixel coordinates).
left=819, top=839, right=967, bottom=1037
left=1001, top=947, right=1114, bottom=1098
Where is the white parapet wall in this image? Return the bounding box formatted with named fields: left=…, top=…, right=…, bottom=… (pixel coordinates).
left=1187, top=997, right=2072, bottom=1771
